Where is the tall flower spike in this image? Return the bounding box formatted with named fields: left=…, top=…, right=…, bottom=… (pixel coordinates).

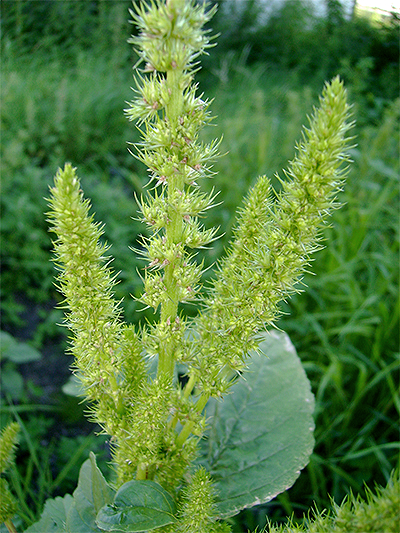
left=48, top=164, right=146, bottom=475
left=189, top=76, right=353, bottom=398
left=125, top=0, right=219, bottom=382
left=0, top=422, right=19, bottom=526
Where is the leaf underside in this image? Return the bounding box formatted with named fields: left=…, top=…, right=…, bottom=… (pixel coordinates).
left=197, top=330, right=315, bottom=519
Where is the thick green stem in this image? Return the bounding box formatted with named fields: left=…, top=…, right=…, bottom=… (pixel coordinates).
left=183, top=373, right=197, bottom=400
left=166, top=68, right=184, bottom=125
left=175, top=365, right=234, bottom=443
left=108, top=372, right=124, bottom=415
left=136, top=462, right=147, bottom=480
left=156, top=67, right=185, bottom=380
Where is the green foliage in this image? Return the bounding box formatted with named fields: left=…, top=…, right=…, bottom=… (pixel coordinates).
left=0, top=410, right=110, bottom=532
left=210, top=0, right=399, bottom=104
left=1, top=43, right=144, bottom=329
left=1, top=0, right=132, bottom=60
left=23, top=452, right=113, bottom=533
left=1, top=52, right=136, bottom=172
left=0, top=332, right=42, bottom=402
left=96, top=480, right=176, bottom=531
left=1, top=0, right=398, bottom=530
left=41, top=0, right=353, bottom=529
left=0, top=166, right=55, bottom=325
left=22, top=495, right=74, bottom=533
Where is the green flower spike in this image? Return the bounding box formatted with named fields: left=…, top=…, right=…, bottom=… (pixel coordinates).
left=178, top=76, right=353, bottom=441
left=0, top=422, right=20, bottom=531
left=48, top=164, right=147, bottom=484
left=126, top=0, right=219, bottom=382
left=176, top=467, right=231, bottom=533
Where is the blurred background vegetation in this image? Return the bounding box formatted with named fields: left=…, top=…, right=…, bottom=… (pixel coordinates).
left=1, top=0, right=399, bottom=531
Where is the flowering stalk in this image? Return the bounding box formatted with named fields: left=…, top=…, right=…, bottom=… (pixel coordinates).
left=182, top=77, right=353, bottom=416
left=47, top=0, right=353, bottom=528
left=126, top=0, right=219, bottom=386
left=0, top=422, right=19, bottom=533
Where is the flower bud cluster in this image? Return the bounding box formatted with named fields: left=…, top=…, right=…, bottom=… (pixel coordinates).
left=114, top=374, right=174, bottom=483
left=113, top=373, right=201, bottom=493
left=128, top=0, right=216, bottom=72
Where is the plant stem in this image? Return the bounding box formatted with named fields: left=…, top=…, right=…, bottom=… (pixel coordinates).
left=176, top=392, right=209, bottom=447
left=183, top=374, right=197, bottom=400
left=175, top=365, right=234, bottom=443
left=4, top=519, right=18, bottom=533
left=156, top=68, right=184, bottom=380
left=136, top=462, right=147, bottom=480
left=169, top=373, right=198, bottom=432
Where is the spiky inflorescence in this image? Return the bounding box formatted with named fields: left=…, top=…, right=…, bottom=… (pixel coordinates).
left=125, top=0, right=219, bottom=380
left=188, top=76, right=353, bottom=398
left=0, top=423, right=19, bottom=476
left=48, top=164, right=150, bottom=484
left=48, top=0, right=353, bottom=518
left=121, top=0, right=221, bottom=485
left=0, top=422, right=19, bottom=524
left=176, top=467, right=231, bottom=533
left=266, top=470, right=400, bottom=533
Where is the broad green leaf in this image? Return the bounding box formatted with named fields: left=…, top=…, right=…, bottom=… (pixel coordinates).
left=0, top=332, right=17, bottom=357
left=3, top=341, right=42, bottom=363
left=65, top=504, right=97, bottom=533
left=66, top=453, right=114, bottom=532
left=24, top=494, right=73, bottom=533
left=89, top=452, right=114, bottom=513
left=96, top=480, right=176, bottom=532
left=198, top=330, right=315, bottom=519
left=1, top=367, right=24, bottom=399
